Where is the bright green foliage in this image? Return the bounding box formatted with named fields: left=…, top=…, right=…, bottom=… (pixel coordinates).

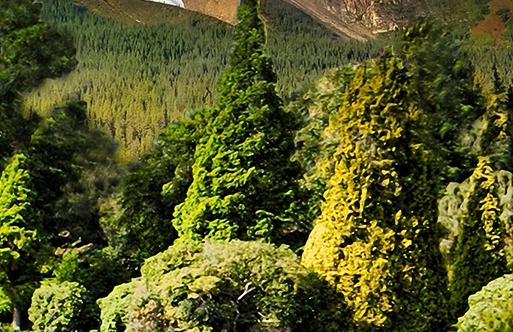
left=302, top=51, right=449, bottom=331
left=46, top=246, right=131, bottom=329
left=456, top=274, right=513, bottom=332
left=449, top=156, right=508, bottom=319
left=0, top=154, right=39, bottom=324
left=0, top=154, right=34, bottom=235
left=173, top=0, right=306, bottom=248
left=0, top=153, right=35, bottom=274
left=28, top=280, right=86, bottom=332
left=98, top=240, right=350, bottom=332
left=103, top=108, right=208, bottom=266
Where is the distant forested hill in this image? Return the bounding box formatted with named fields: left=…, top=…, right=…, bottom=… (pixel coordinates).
left=24, top=0, right=513, bottom=160
left=25, top=0, right=384, bottom=160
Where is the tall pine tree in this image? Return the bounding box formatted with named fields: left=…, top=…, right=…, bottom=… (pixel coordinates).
left=173, top=0, right=305, bottom=248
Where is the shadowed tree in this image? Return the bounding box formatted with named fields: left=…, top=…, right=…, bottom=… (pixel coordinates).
left=0, top=0, right=76, bottom=163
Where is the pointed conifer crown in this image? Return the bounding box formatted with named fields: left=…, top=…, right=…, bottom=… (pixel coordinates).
left=216, top=0, right=276, bottom=107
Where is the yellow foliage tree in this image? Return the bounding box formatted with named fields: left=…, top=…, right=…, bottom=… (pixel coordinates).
left=302, top=51, right=449, bottom=331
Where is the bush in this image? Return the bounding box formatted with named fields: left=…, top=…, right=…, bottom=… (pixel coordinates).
left=456, top=274, right=513, bottom=331
left=28, top=280, right=86, bottom=332
left=98, top=240, right=350, bottom=332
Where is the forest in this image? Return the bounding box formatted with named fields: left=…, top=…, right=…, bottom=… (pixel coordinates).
left=1, top=0, right=513, bottom=331
left=22, top=0, right=387, bottom=160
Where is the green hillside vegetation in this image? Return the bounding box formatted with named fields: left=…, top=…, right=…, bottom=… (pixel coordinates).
left=24, top=0, right=384, bottom=161
left=424, top=0, right=490, bottom=29
left=3, top=0, right=513, bottom=330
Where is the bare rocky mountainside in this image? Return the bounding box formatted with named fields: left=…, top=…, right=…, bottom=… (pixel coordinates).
left=183, top=0, right=239, bottom=25
left=77, top=0, right=495, bottom=39
left=178, top=0, right=420, bottom=39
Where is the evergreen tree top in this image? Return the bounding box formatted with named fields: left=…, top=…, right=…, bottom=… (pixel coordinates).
left=216, top=0, right=276, bottom=109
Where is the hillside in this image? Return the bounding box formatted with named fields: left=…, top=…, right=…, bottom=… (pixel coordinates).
left=26, top=0, right=384, bottom=160
left=26, top=0, right=511, bottom=161
left=83, top=0, right=494, bottom=39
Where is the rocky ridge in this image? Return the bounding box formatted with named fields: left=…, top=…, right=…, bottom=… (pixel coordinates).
left=146, top=0, right=428, bottom=39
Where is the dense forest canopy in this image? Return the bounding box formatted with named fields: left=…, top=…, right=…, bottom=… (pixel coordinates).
left=1, top=0, right=513, bottom=331
left=22, top=0, right=385, bottom=160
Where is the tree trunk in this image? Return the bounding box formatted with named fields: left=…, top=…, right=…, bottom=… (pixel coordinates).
left=12, top=307, right=21, bottom=330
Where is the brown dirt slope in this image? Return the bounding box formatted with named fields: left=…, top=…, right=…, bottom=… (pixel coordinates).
left=472, top=0, right=513, bottom=43
left=184, top=0, right=238, bottom=25
left=77, top=0, right=227, bottom=25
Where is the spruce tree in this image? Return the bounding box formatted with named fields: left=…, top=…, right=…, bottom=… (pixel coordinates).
left=173, top=0, right=304, bottom=248
left=301, top=51, right=449, bottom=331
left=448, top=85, right=511, bottom=320
left=449, top=156, right=508, bottom=320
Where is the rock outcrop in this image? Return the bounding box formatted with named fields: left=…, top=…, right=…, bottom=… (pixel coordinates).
left=285, top=0, right=426, bottom=37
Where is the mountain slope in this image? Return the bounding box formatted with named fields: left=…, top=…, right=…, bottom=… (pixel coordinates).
left=30, top=0, right=384, bottom=160
left=82, top=0, right=493, bottom=40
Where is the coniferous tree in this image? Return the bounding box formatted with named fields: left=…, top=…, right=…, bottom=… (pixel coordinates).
left=399, top=19, right=482, bottom=182
left=173, top=0, right=306, bottom=248
left=301, top=51, right=449, bottom=331
left=449, top=156, right=508, bottom=320
left=448, top=84, right=511, bottom=320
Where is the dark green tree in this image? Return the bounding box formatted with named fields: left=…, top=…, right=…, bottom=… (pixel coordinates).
left=173, top=0, right=306, bottom=248
left=104, top=108, right=209, bottom=267
left=448, top=84, right=511, bottom=320
left=449, top=156, right=508, bottom=320
left=0, top=0, right=76, bottom=162
left=27, top=101, right=119, bottom=248
left=399, top=18, right=482, bottom=182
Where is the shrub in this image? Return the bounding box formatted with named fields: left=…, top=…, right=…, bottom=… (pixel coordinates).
left=28, top=280, right=86, bottom=332
left=98, top=240, right=351, bottom=332
left=456, top=274, right=513, bottom=332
